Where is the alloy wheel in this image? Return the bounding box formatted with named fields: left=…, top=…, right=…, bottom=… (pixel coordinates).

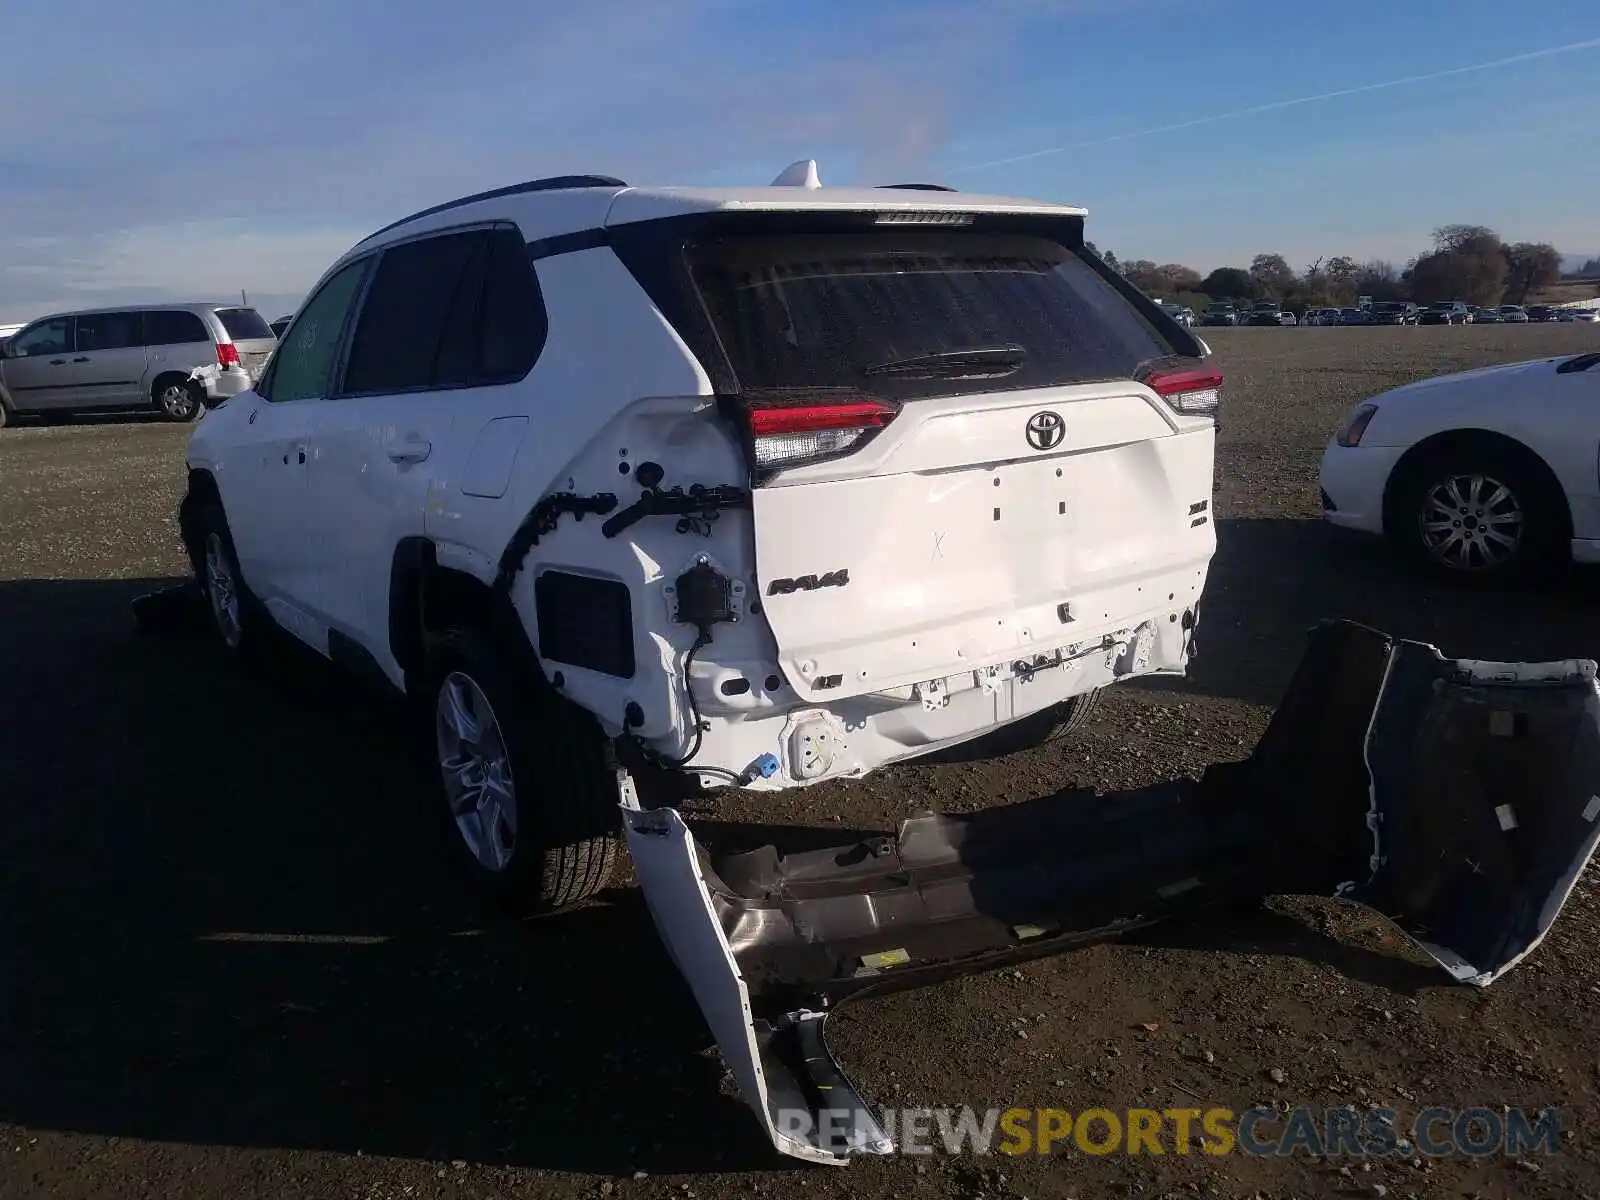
left=436, top=671, right=519, bottom=872
left=203, top=532, right=243, bottom=648
left=1418, top=473, right=1525, bottom=572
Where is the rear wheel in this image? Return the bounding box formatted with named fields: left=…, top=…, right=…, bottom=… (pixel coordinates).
left=1390, top=443, right=1567, bottom=582
left=0, top=398, right=10, bottom=429
left=153, top=374, right=202, bottom=422
left=422, top=626, right=619, bottom=914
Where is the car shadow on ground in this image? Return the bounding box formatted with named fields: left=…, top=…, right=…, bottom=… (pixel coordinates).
left=1136, top=516, right=1600, bottom=709
left=0, top=577, right=774, bottom=1177
left=0, top=568, right=1569, bottom=1176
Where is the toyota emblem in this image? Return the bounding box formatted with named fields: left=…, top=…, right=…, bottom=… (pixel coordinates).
left=1025, top=410, right=1065, bottom=451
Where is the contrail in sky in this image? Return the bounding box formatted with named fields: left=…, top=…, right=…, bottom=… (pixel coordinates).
left=950, top=36, right=1600, bottom=173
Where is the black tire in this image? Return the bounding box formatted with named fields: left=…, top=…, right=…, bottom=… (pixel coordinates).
left=421, top=626, right=619, bottom=915
left=0, top=398, right=9, bottom=429
left=184, top=499, right=269, bottom=661
left=1388, top=442, right=1568, bottom=583
left=152, top=373, right=202, bottom=422
left=915, top=688, right=1104, bottom=765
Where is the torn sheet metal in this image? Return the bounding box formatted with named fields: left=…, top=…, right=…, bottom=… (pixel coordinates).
left=186, top=363, right=222, bottom=387
left=622, top=619, right=1600, bottom=1163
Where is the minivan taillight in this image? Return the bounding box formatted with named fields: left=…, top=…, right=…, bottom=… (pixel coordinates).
left=1144, top=364, right=1223, bottom=416
left=217, top=342, right=241, bottom=369
left=726, top=393, right=900, bottom=483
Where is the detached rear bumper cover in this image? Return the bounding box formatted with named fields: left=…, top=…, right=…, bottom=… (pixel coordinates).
left=621, top=620, right=1600, bottom=1164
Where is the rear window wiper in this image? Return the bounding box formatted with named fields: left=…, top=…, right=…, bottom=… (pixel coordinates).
left=862, top=344, right=1027, bottom=378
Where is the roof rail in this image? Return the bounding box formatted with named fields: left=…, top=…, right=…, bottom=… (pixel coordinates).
left=361, top=174, right=628, bottom=243
left=875, top=183, right=957, bottom=192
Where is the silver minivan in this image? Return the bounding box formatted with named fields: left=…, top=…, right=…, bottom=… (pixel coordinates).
left=0, top=303, right=277, bottom=427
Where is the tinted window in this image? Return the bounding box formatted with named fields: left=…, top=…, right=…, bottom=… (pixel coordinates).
left=687, top=231, right=1174, bottom=400
left=342, top=231, right=481, bottom=394
left=9, top=318, right=71, bottom=357
left=213, top=307, right=274, bottom=341
left=261, top=258, right=371, bottom=403
left=144, top=310, right=210, bottom=346
left=476, top=226, right=545, bottom=380
left=74, top=311, right=143, bottom=352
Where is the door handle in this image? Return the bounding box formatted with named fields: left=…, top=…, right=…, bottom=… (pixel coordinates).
left=283, top=446, right=308, bottom=465
left=387, top=439, right=432, bottom=464
left=48, top=359, right=66, bottom=366
left=71, top=356, right=88, bottom=363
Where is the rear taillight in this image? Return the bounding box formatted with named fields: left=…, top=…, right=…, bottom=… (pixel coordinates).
left=1144, top=364, right=1223, bottom=417
left=727, top=393, right=899, bottom=483
left=217, top=342, right=241, bottom=368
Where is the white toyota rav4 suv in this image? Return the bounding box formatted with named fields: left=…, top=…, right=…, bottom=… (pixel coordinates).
left=179, top=163, right=1221, bottom=913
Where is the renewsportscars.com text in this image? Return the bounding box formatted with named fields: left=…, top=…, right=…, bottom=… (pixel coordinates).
left=777, top=1105, right=1563, bottom=1158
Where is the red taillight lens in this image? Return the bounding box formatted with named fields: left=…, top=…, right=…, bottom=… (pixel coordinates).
left=217, top=342, right=241, bottom=368
left=1144, top=364, right=1223, bottom=416
left=731, top=393, right=900, bottom=482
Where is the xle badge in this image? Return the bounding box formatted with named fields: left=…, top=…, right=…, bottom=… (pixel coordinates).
left=767, top=570, right=850, bottom=596
left=1025, top=410, right=1065, bottom=451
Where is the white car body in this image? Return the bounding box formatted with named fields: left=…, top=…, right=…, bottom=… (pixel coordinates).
left=1558, top=307, right=1599, bottom=324
left=184, top=163, right=1219, bottom=794
left=1320, top=352, right=1600, bottom=571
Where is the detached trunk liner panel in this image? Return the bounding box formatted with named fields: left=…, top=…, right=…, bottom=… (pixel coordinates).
left=621, top=619, right=1600, bottom=1163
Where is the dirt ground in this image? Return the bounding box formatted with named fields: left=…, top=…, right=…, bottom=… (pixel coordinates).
left=3, top=324, right=1599, bottom=1200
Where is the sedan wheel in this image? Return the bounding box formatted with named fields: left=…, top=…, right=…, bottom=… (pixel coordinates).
left=1417, top=473, right=1526, bottom=573
left=436, top=671, right=519, bottom=873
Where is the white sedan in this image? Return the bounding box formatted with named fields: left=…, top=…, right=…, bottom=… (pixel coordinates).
left=1319, top=350, right=1600, bottom=579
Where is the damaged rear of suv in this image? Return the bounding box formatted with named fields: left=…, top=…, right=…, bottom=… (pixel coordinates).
left=179, top=160, right=1217, bottom=897
left=599, top=178, right=1219, bottom=794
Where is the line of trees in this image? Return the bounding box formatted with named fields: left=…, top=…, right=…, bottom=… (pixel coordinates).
left=1087, top=225, right=1568, bottom=313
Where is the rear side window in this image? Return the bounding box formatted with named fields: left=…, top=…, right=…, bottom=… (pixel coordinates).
left=342, top=226, right=544, bottom=395
left=343, top=231, right=481, bottom=394
left=213, top=307, right=274, bottom=342
left=144, top=310, right=210, bottom=346
left=74, top=312, right=143, bottom=351
left=686, top=231, right=1174, bottom=400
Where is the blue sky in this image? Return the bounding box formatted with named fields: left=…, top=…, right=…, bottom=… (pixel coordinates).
left=1, top=0, right=1596, bottom=323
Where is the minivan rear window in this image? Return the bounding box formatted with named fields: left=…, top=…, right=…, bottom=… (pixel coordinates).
left=213, top=307, right=274, bottom=341
left=686, top=231, right=1176, bottom=400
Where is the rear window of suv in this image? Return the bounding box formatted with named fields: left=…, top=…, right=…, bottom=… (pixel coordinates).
left=213, top=307, right=274, bottom=341
left=685, top=231, right=1176, bottom=401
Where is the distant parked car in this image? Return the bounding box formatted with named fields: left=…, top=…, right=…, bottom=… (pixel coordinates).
left=0, top=303, right=275, bottom=427
left=1369, top=301, right=1419, bottom=326
left=1557, top=308, right=1600, bottom=324
left=1525, top=306, right=1560, bottom=323
left=1321, top=348, right=1600, bottom=580
left=1304, top=307, right=1342, bottom=327
left=1245, top=301, right=1286, bottom=327
left=1339, top=307, right=1374, bottom=326
left=1419, top=301, right=1471, bottom=326
left=269, top=314, right=294, bottom=338
left=1155, top=300, right=1195, bottom=328
left=1202, top=304, right=1240, bottom=327
left=1473, top=307, right=1503, bottom=324
left=1499, top=305, right=1529, bottom=323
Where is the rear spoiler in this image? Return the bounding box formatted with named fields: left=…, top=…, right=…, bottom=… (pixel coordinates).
left=621, top=619, right=1600, bottom=1163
